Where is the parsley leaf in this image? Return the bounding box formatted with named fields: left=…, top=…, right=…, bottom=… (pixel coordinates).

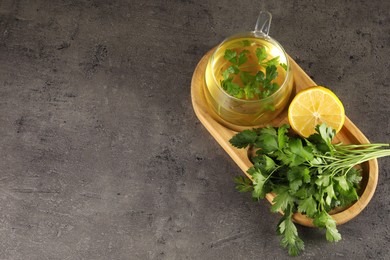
left=238, top=50, right=250, bottom=66
left=315, top=173, right=331, bottom=190
left=308, top=123, right=336, bottom=154
left=249, top=167, right=268, bottom=199
left=277, top=205, right=305, bottom=256
left=313, top=211, right=341, bottom=242
left=240, top=71, right=254, bottom=85
left=334, top=175, right=349, bottom=191
left=297, top=196, right=317, bottom=217
left=252, top=154, right=276, bottom=173
left=234, top=176, right=253, bottom=193
left=346, top=168, right=362, bottom=185
left=271, top=186, right=294, bottom=212
left=255, top=47, right=267, bottom=64
left=337, top=185, right=359, bottom=207
left=229, top=129, right=258, bottom=148
left=255, top=70, right=265, bottom=82
left=265, top=56, right=280, bottom=67
left=288, top=138, right=314, bottom=165
left=278, top=124, right=290, bottom=149
left=256, top=132, right=279, bottom=154
left=265, top=65, right=278, bottom=82
left=222, top=65, right=239, bottom=80
left=324, top=183, right=336, bottom=206
left=287, top=166, right=310, bottom=192
left=242, top=40, right=251, bottom=46
left=224, top=49, right=237, bottom=64
left=221, top=79, right=244, bottom=98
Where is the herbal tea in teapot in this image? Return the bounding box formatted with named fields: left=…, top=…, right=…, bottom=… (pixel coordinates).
left=204, top=11, right=293, bottom=126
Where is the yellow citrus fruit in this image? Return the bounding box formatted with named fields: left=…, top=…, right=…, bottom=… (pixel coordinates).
left=288, top=86, right=345, bottom=137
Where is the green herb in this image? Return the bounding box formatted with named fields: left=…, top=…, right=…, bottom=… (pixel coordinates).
left=229, top=123, right=390, bottom=256
left=242, top=40, right=251, bottom=46
left=220, top=44, right=284, bottom=100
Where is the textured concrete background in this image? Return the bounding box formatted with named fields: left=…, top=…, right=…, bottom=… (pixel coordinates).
left=0, top=0, right=389, bottom=259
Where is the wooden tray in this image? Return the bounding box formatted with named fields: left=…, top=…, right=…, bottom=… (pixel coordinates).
left=191, top=49, right=378, bottom=227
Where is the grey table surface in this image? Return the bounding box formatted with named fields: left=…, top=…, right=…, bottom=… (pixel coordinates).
left=0, top=0, right=389, bottom=259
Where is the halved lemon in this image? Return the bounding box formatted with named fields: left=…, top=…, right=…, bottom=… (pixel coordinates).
left=288, top=86, right=345, bottom=137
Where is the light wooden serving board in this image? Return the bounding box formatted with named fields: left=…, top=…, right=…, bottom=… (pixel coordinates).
left=191, top=49, right=378, bottom=227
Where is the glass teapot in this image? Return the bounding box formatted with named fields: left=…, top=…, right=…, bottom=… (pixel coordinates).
left=203, top=11, right=293, bottom=127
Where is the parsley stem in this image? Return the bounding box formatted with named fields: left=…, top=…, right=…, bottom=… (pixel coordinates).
left=319, top=149, right=390, bottom=177
left=265, top=165, right=283, bottom=182
left=334, top=143, right=389, bottom=149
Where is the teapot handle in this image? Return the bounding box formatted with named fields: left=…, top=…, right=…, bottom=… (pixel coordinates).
left=254, top=11, right=272, bottom=36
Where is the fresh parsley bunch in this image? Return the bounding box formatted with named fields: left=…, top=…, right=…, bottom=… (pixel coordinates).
left=230, top=124, right=390, bottom=256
